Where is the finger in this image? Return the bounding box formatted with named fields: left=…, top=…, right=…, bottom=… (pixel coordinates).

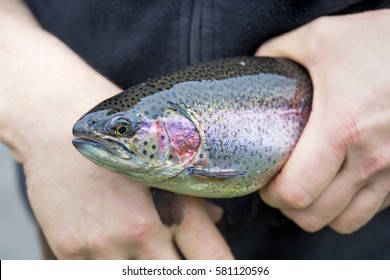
left=260, top=110, right=346, bottom=209
left=379, top=194, right=390, bottom=212
left=92, top=240, right=181, bottom=260
left=174, top=197, right=234, bottom=260
left=137, top=239, right=182, bottom=260
left=279, top=161, right=363, bottom=232
left=256, top=30, right=309, bottom=61
left=116, top=192, right=182, bottom=260
left=204, top=201, right=224, bottom=223
left=255, top=18, right=321, bottom=66
left=133, top=197, right=182, bottom=260
left=91, top=215, right=181, bottom=260
left=330, top=180, right=389, bottom=234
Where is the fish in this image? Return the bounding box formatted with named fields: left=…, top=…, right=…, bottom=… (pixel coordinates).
left=72, top=56, right=312, bottom=225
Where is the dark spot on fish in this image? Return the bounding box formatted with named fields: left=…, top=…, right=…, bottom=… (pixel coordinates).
left=143, top=150, right=147, bottom=155
left=152, top=145, right=156, bottom=149
left=87, top=120, right=96, bottom=126
left=144, top=141, right=148, bottom=146
left=150, top=154, right=155, bottom=159
left=199, top=154, right=204, bottom=159
left=168, top=154, right=173, bottom=160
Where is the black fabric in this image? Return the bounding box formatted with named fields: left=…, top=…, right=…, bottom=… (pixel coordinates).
left=25, top=0, right=390, bottom=88
left=216, top=194, right=390, bottom=259
left=22, top=0, right=390, bottom=259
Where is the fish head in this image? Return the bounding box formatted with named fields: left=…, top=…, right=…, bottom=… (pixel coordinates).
left=73, top=108, right=168, bottom=178
left=72, top=96, right=201, bottom=183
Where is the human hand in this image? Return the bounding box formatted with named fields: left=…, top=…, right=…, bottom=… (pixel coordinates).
left=256, top=9, right=390, bottom=234
left=25, top=148, right=230, bottom=259
left=0, top=0, right=233, bottom=259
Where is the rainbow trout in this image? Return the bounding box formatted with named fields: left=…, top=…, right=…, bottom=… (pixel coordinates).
left=73, top=57, right=312, bottom=225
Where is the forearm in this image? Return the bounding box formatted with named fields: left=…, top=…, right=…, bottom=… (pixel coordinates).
left=0, top=0, right=120, bottom=161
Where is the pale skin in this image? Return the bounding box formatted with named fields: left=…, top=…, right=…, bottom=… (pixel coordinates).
left=0, top=1, right=389, bottom=260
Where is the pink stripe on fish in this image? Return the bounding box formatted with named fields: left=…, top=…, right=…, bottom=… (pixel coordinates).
left=163, top=117, right=201, bottom=163
left=155, top=119, right=169, bottom=160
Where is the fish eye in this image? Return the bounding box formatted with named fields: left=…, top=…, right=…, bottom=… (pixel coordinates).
left=114, top=121, right=131, bottom=137
left=115, top=124, right=128, bottom=136
left=107, top=116, right=134, bottom=137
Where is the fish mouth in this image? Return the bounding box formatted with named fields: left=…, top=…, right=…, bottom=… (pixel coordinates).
left=72, top=137, right=134, bottom=160
left=72, top=137, right=101, bottom=148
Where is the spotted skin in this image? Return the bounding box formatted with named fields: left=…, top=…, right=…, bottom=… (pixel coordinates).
left=73, top=57, right=312, bottom=198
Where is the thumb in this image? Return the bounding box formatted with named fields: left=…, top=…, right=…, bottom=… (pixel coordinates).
left=255, top=20, right=320, bottom=66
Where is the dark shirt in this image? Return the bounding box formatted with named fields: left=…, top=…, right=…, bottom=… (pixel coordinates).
left=24, top=0, right=390, bottom=259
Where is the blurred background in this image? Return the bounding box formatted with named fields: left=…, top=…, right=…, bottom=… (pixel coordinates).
left=0, top=142, right=41, bottom=259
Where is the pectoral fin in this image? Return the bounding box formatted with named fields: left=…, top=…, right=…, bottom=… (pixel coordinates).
left=187, top=166, right=247, bottom=179
left=152, top=188, right=185, bottom=226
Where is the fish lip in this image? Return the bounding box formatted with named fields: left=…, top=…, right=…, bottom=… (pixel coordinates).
left=72, top=137, right=104, bottom=150
left=72, top=136, right=134, bottom=159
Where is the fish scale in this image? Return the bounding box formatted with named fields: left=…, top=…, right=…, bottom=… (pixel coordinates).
left=73, top=56, right=312, bottom=198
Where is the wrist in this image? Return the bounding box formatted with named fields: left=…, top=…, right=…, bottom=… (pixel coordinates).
left=0, top=10, right=121, bottom=163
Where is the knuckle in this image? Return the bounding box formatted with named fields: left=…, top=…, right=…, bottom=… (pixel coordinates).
left=279, top=185, right=314, bottom=209
left=52, top=233, right=86, bottom=259
left=310, top=16, right=333, bottom=36
left=305, top=16, right=334, bottom=56
left=299, top=222, right=324, bottom=233
left=290, top=212, right=326, bottom=233
left=330, top=221, right=360, bottom=235
left=88, top=233, right=114, bottom=255
left=125, top=219, right=154, bottom=245
left=359, top=153, right=389, bottom=183
left=330, top=114, right=361, bottom=156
